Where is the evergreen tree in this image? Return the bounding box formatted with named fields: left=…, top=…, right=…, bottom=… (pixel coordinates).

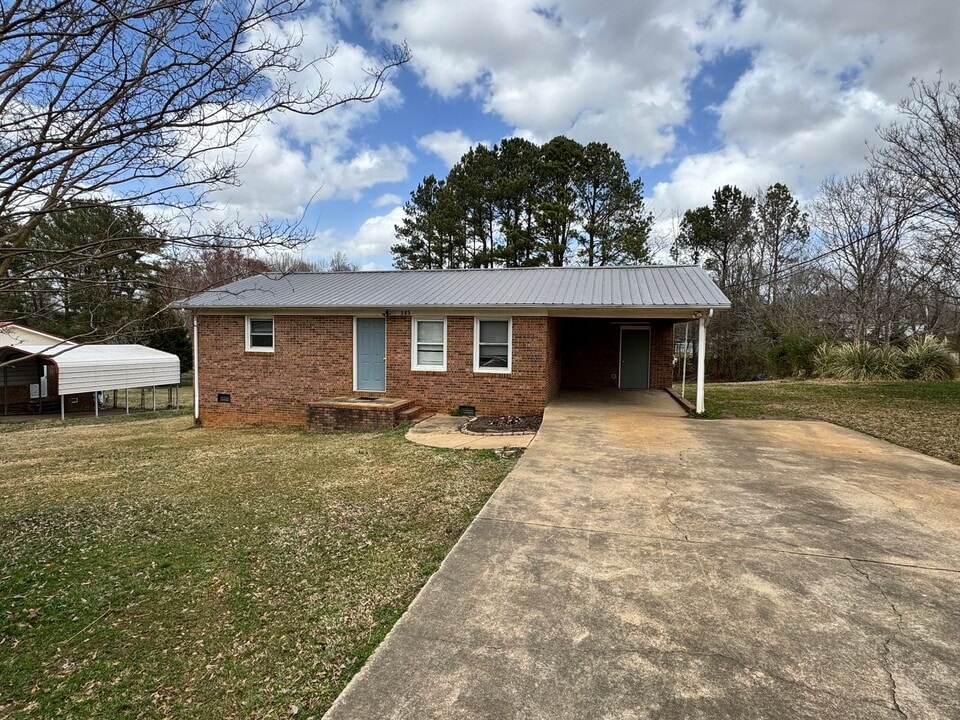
left=536, top=136, right=583, bottom=267
left=391, top=135, right=655, bottom=269
left=493, top=138, right=546, bottom=266
left=574, top=142, right=653, bottom=266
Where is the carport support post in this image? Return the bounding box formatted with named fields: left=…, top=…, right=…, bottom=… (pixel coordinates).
left=152, top=386, right=156, bottom=411
left=696, top=315, right=706, bottom=414
left=60, top=395, right=65, bottom=422
left=125, top=388, right=129, bottom=415
left=93, top=392, right=99, bottom=418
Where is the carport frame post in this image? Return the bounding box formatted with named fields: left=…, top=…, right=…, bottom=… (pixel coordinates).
left=696, top=315, right=706, bottom=414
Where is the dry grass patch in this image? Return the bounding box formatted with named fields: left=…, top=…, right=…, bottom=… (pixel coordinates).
left=0, top=416, right=516, bottom=717
left=680, top=380, right=960, bottom=465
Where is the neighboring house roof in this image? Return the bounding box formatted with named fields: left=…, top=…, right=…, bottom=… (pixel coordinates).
left=0, top=322, right=75, bottom=347
left=0, top=344, right=180, bottom=395
left=175, top=266, right=730, bottom=311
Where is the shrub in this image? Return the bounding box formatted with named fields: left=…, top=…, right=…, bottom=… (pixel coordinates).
left=835, top=342, right=903, bottom=380
left=812, top=342, right=837, bottom=378
left=767, top=333, right=823, bottom=378
left=822, top=342, right=903, bottom=381
left=901, top=336, right=959, bottom=381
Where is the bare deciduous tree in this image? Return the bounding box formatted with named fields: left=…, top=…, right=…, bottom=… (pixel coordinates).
left=813, top=169, right=922, bottom=343
left=875, top=75, right=960, bottom=224
left=0, top=0, right=409, bottom=332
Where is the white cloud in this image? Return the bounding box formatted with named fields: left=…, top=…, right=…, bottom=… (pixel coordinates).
left=417, top=129, right=484, bottom=166
left=306, top=205, right=405, bottom=264
left=370, top=0, right=711, bottom=164
left=373, top=193, right=403, bottom=207
left=365, top=0, right=960, bottom=213
left=192, top=4, right=413, bottom=222
left=648, top=0, right=960, bottom=219
left=350, top=206, right=407, bottom=257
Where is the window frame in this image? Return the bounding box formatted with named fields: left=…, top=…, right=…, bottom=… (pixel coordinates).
left=411, top=316, right=447, bottom=372
left=473, top=317, right=512, bottom=374
left=245, top=315, right=275, bottom=353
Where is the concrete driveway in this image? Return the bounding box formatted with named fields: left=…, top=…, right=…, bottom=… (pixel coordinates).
left=325, top=391, right=960, bottom=719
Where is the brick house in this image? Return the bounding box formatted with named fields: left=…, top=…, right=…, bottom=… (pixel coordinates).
left=177, top=266, right=729, bottom=427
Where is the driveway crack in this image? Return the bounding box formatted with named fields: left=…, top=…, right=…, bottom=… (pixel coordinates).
left=849, top=559, right=908, bottom=720
left=827, top=470, right=917, bottom=525
left=660, top=460, right=691, bottom=541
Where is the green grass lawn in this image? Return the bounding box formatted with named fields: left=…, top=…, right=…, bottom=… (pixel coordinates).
left=679, top=380, right=960, bottom=465
left=0, top=416, right=516, bottom=717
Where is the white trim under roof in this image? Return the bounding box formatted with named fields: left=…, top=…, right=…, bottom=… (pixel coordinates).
left=1, top=344, right=180, bottom=395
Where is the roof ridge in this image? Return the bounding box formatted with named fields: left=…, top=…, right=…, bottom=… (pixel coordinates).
left=264, top=264, right=700, bottom=277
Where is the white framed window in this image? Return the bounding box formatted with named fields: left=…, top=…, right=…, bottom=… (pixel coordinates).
left=246, top=316, right=274, bottom=352
left=411, top=317, right=447, bottom=371
left=474, top=317, right=512, bottom=373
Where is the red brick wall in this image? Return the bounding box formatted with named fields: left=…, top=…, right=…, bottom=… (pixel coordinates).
left=197, top=314, right=556, bottom=426
left=545, top=318, right=562, bottom=402
left=560, top=318, right=620, bottom=389
left=559, top=318, right=676, bottom=390
left=649, top=321, right=676, bottom=389
left=197, top=315, right=353, bottom=426
left=195, top=313, right=679, bottom=427
left=385, top=315, right=552, bottom=416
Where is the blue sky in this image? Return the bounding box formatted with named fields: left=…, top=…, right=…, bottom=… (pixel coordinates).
left=205, top=0, right=960, bottom=269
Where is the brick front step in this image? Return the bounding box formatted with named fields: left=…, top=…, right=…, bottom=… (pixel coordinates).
left=398, top=406, right=436, bottom=425
left=306, top=396, right=419, bottom=432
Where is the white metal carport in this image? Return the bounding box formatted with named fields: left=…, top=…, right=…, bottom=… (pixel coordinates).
left=0, top=344, right=181, bottom=419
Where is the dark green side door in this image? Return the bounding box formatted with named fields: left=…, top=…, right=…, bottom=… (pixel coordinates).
left=620, top=328, right=650, bottom=389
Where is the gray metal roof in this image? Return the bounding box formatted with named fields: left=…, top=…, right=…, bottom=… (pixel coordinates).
left=175, top=266, right=730, bottom=310
left=1, top=344, right=180, bottom=394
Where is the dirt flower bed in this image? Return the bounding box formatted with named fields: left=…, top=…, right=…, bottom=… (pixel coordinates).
left=463, top=414, right=543, bottom=434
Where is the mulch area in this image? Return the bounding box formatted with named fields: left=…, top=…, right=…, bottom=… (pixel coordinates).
left=463, top=414, right=543, bottom=434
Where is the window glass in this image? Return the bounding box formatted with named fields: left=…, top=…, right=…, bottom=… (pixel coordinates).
left=417, top=347, right=444, bottom=366
left=417, top=320, right=444, bottom=345
left=414, top=319, right=445, bottom=368
left=248, top=317, right=274, bottom=349
left=479, top=321, right=508, bottom=344
left=477, top=319, right=509, bottom=369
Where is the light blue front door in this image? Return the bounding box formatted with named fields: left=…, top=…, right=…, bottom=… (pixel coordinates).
left=356, top=318, right=386, bottom=391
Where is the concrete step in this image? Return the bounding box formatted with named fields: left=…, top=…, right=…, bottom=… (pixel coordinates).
left=397, top=405, right=425, bottom=422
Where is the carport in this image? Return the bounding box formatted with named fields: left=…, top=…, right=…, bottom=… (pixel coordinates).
left=554, top=311, right=714, bottom=410
left=0, top=344, right=181, bottom=419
